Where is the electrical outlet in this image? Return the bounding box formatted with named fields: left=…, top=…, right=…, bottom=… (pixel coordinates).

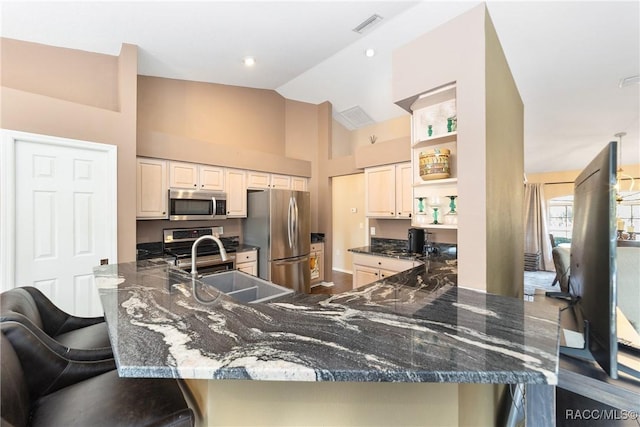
left=370, top=227, right=376, bottom=236
left=350, top=207, right=358, bottom=213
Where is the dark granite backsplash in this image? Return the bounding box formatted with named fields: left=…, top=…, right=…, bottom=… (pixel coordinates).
left=136, top=236, right=241, bottom=261
left=370, top=237, right=457, bottom=261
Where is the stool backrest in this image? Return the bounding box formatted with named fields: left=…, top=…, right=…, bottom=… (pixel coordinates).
left=1, top=332, right=30, bottom=427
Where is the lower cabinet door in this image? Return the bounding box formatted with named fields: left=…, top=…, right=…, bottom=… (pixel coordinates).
left=237, top=262, right=257, bottom=276
left=379, top=269, right=398, bottom=280
left=353, top=264, right=379, bottom=289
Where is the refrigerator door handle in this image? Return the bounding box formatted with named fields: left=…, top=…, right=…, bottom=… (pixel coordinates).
left=272, top=255, right=309, bottom=266
left=287, top=196, right=294, bottom=249
left=293, top=195, right=299, bottom=249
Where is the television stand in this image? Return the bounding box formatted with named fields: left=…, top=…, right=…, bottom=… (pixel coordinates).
left=544, top=291, right=572, bottom=301
left=560, top=321, right=640, bottom=380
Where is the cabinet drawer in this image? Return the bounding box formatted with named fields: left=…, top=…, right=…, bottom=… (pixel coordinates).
left=236, top=250, right=257, bottom=263
left=352, top=253, right=415, bottom=272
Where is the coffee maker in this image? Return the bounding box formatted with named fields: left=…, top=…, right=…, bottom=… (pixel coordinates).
left=407, top=228, right=425, bottom=254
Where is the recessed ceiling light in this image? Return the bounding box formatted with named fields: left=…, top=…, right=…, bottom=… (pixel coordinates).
left=243, top=56, right=256, bottom=67
left=365, top=48, right=376, bottom=58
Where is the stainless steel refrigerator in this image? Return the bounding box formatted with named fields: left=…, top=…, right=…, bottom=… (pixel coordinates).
left=243, top=189, right=311, bottom=293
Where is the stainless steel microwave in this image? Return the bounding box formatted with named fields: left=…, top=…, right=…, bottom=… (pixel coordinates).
left=168, top=189, right=227, bottom=221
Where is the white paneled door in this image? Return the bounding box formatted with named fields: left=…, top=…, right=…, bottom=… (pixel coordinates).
left=3, top=131, right=117, bottom=316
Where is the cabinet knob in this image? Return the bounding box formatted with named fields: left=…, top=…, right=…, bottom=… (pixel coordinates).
left=409, top=213, right=412, bottom=218
left=193, top=184, right=197, bottom=187
left=378, top=262, right=381, bottom=265
left=390, top=212, right=394, bottom=215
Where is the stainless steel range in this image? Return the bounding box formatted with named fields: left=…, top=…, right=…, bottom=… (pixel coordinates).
left=163, top=227, right=236, bottom=275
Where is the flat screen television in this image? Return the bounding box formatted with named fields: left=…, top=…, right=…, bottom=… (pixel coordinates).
left=564, top=141, right=619, bottom=378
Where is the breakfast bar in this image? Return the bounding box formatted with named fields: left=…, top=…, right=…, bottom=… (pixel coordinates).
left=94, top=260, right=560, bottom=426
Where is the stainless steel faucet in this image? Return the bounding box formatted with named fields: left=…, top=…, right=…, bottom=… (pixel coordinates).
left=191, top=235, right=229, bottom=277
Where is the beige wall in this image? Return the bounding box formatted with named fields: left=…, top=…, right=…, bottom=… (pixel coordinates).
left=332, top=174, right=366, bottom=272
left=285, top=99, right=320, bottom=231
left=393, top=4, right=524, bottom=298
left=192, top=381, right=461, bottom=427
left=528, top=163, right=640, bottom=203
left=484, top=8, right=524, bottom=298
left=316, top=102, right=334, bottom=274
left=331, top=116, right=410, bottom=159
left=1, top=37, right=119, bottom=111
left=369, top=218, right=411, bottom=241
left=1, top=38, right=138, bottom=262
left=138, top=76, right=286, bottom=155
left=136, top=77, right=312, bottom=178
left=351, top=115, right=411, bottom=151
left=331, top=119, right=352, bottom=158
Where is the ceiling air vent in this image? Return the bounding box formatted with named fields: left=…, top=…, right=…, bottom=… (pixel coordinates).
left=352, top=14, right=383, bottom=34
left=333, top=106, right=376, bottom=130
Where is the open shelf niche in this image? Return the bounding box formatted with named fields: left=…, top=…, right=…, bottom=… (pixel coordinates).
left=410, top=82, right=458, bottom=230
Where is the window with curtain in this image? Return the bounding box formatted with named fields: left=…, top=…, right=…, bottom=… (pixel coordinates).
left=616, top=191, right=640, bottom=233
left=548, top=196, right=573, bottom=239
left=548, top=192, right=640, bottom=240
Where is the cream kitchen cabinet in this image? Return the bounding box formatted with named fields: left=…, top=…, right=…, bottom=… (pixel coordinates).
left=136, top=157, right=168, bottom=219
left=224, top=168, right=247, bottom=218
left=269, top=174, right=291, bottom=189
left=169, top=161, right=225, bottom=191
left=246, top=171, right=271, bottom=189
left=236, top=248, right=258, bottom=276
left=291, top=177, right=308, bottom=191
left=364, top=162, right=412, bottom=218
left=351, top=252, right=417, bottom=289
left=310, top=242, right=324, bottom=285
left=247, top=171, right=307, bottom=190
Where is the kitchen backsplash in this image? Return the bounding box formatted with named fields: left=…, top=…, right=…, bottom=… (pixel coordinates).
left=370, top=237, right=457, bottom=261
left=368, top=218, right=457, bottom=244
left=136, top=219, right=242, bottom=244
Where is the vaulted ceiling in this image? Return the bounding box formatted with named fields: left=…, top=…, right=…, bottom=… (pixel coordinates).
left=2, top=1, right=638, bottom=173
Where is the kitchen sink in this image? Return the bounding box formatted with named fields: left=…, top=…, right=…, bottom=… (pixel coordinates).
left=197, top=270, right=293, bottom=303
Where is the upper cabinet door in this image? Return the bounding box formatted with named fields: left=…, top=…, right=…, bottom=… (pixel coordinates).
left=137, top=158, right=168, bottom=219
left=365, top=165, right=396, bottom=217
left=225, top=168, right=247, bottom=217
left=169, top=161, right=198, bottom=189
left=291, top=177, right=308, bottom=191
left=247, top=171, right=270, bottom=189
left=199, top=166, right=225, bottom=191
left=395, top=163, right=413, bottom=218
left=270, top=174, right=291, bottom=190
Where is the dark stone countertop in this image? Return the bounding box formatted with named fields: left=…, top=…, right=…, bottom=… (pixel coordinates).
left=349, top=239, right=458, bottom=269
left=94, top=259, right=559, bottom=384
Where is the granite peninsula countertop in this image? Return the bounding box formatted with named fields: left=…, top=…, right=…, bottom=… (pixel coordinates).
left=94, top=260, right=560, bottom=384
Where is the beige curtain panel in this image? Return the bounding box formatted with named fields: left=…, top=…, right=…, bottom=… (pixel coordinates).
left=523, top=183, right=553, bottom=271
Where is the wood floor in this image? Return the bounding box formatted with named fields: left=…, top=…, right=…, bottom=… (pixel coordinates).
left=310, top=270, right=352, bottom=294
